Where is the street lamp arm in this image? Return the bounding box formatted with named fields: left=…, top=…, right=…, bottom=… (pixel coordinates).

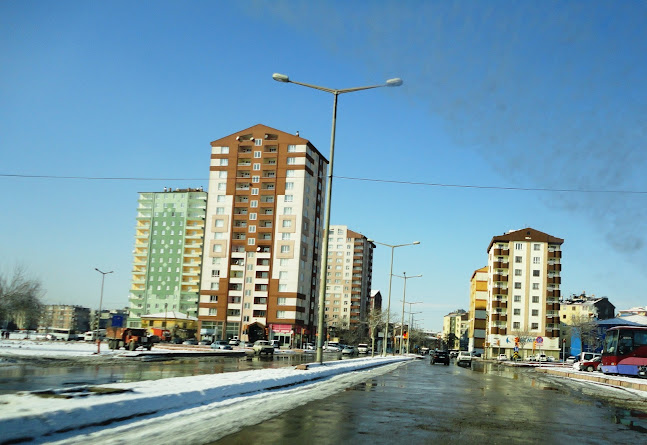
left=272, top=73, right=403, bottom=95
left=393, top=274, right=423, bottom=279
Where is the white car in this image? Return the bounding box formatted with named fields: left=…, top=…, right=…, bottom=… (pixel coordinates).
left=323, top=342, right=341, bottom=352
left=497, top=354, right=508, bottom=361
left=357, top=343, right=369, bottom=354
left=456, top=351, right=472, bottom=366
left=252, top=340, right=274, bottom=355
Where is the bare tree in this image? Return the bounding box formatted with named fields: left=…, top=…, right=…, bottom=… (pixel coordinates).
left=0, top=267, right=45, bottom=330
left=563, top=315, right=600, bottom=352
left=366, top=309, right=389, bottom=357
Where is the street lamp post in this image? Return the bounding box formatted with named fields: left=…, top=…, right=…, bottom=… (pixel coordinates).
left=368, top=240, right=420, bottom=355
left=273, top=73, right=403, bottom=363
left=405, top=303, right=423, bottom=354
left=393, top=272, right=422, bottom=355
left=94, top=268, right=113, bottom=354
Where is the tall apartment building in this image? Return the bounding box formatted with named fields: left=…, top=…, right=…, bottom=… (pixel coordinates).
left=198, top=124, right=327, bottom=347
left=324, top=225, right=374, bottom=332
left=485, top=228, right=563, bottom=359
left=468, top=266, right=488, bottom=354
left=128, top=188, right=207, bottom=327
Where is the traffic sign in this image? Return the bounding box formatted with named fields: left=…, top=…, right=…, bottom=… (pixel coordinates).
left=514, top=346, right=519, bottom=352
left=536, top=336, right=543, bottom=344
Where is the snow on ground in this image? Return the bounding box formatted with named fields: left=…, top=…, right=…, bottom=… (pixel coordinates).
left=0, top=338, right=242, bottom=360
left=0, top=340, right=413, bottom=444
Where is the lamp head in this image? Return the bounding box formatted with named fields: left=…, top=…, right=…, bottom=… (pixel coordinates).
left=413, top=241, right=420, bottom=245
left=272, top=73, right=290, bottom=83
left=386, top=78, right=403, bottom=87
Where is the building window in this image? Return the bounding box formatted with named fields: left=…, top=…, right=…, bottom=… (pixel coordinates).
left=219, top=159, right=228, bottom=166
left=217, top=195, right=226, bottom=202
left=282, top=233, right=291, bottom=240
left=209, top=308, right=217, bottom=316
left=276, top=310, right=286, bottom=318
left=287, top=145, right=296, bottom=152
left=210, top=282, right=219, bottom=290
left=514, top=295, right=521, bottom=302
left=216, top=207, right=225, bottom=215
left=282, top=220, right=292, bottom=228
left=211, top=270, right=220, bottom=277
left=515, top=256, right=522, bottom=263
left=532, top=309, right=539, bottom=316
left=531, top=323, right=539, bottom=330
left=513, top=309, right=521, bottom=315
left=249, top=225, right=256, bottom=233
left=221, top=146, right=229, bottom=154
left=210, top=295, right=218, bottom=302
left=286, top=170, right=295, bottom=177
left=254, top=150, right=261, bottom=157
left=514, top=269, right=522, bottom=276
left=253, top=163, right=260, bottom=171
left=252, top=175, right=260, bottom=183
left=215, top=219, right=224, bottom=228
left=251, top=188, right=259, bottom=195
left=514, top=282, right=521, bottom=289
left=277, top=297, right=287, bottom=305
left=287, top=157, right=296, bottom=165
left=280, top=245, right=290, bottom=254
left=533, top=270, right=540, bottom=277
left=249, top=213, right=257, bottom=220
left=533, top=257, right=540, bottom=264
left=250, top=200, right=258, bottom=208
left=515, top=243, right=523, bottom=249
left=534, top=244, right=541, bottom=251
left=513, top=322, right=520, bottom=329
left=219, top=171, right=227, bottom=178
left=248, top=238, right=256, bottom=245
left=284, top=195, right=293, bottom=202
left=284, top=207, right=292, bottom=215
left=285, top=182, right=294, bottom=190
left=532, top=283, right=539, bottom=290
left=532, top=295, right=540, bottom=303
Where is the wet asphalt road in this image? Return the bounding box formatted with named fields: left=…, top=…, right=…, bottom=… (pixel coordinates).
left=215, top=359, right=647, bottom=445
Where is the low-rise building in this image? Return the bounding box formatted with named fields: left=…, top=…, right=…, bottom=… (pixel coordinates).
left=560, top=293, right=615, bottom=324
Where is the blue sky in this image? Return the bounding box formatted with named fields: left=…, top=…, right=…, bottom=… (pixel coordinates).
left=1, top=1, right=645, bottom=331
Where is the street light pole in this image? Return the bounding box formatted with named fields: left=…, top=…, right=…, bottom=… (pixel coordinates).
left=393, top=272, right=422, bottom=355
left=94, top=268, right=113, bottom=354
left=368, top=240, right=421, bottom=355
left=273, top=73, right=403, bottom=364
left=405, top=304, right=423, bottom=354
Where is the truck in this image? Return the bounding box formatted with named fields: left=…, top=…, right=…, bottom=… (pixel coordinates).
left=106, top=327, right=153, bottom=351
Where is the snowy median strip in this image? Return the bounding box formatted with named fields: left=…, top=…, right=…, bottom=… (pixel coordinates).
left=0, top=356, right=411, bottom=443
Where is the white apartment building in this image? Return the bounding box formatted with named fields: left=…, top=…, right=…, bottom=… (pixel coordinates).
left=324, top=225, right=374, bottom=333
left=485, top=228, right=563, bottom=359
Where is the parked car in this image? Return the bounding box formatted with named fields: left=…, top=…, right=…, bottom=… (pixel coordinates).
left=565, top=356, right=578, bottom=364
left=183, top=339, right=198, bottom=345
left=456, top=351, right=472, bottom=366
left=420, top=347, right=430, bottom=355
left=430, top=349, right=450, bottom=365
left=198, top=340, right=212, bottom=345
left=253, top=340, right=274, bottom=355
left=342, top=345, right=358, bottom=355
left=211, top=340, right=233, bottom=350
left=323, top=342, right=342, bottom=352
left=304, top=342, right=316, bottom=350
left=357, top=343, right=369, bottom=354
left=578, top=356, right=601, bottom=372
left=497, top=354, right=508, bottom=361
left=228, top=337, right=240, bottom=346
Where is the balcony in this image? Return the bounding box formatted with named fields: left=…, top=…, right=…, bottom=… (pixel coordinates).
left=547, top=250, right=562, bottom=259
left=547, top=276, right=561, bottom=285
left=492, top=287, right=508, bottom=295
left=493, top=261, right=508, bottom=269
left=493, top=248, right=509, bottom=256
left=492, top=274, right=508, bottom=282
left=547, top=263, right=562, bottom=272
left=547, top=289, right=561, bottom=298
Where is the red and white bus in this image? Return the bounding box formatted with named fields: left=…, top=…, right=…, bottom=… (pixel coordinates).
left=600, top=326, right=647, bottom=378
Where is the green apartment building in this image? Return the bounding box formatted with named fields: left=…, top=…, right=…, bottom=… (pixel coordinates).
left=128, top=188, right=207, bottom=327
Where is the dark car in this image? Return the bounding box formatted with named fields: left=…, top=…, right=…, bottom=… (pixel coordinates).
left=430, top=349, right=450, bottom=365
